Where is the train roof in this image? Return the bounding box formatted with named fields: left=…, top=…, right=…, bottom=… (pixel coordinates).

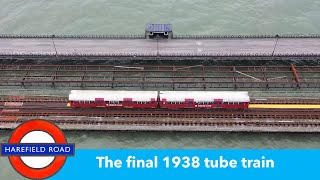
left=160, top=91, right=250, bottom=102
left=69, top=90, right=158, bottom=101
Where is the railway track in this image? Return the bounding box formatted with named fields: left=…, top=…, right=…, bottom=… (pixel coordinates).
left=0, top=118, right=320, bottom=128
left=1, top=109, right=320, bottom=119
left=2, top=97, right=320, bottom=104
left=3, top=104, right=320, bottom=112
left=1, top=96, right=320, bottom=119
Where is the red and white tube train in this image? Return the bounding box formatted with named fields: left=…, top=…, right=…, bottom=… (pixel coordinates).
left=68, top=90, right=250, bottom=109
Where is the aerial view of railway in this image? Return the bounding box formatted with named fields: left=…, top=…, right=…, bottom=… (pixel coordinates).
left=1, top=22, right=320, bottom=132
left=1, top=1, right=320, bottom=179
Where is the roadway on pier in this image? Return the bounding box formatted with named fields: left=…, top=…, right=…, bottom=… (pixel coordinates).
left=1, top=38, right=320, bottom=56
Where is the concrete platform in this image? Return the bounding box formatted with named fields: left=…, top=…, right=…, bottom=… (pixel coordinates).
left=0, top=37, right=320, bottom=56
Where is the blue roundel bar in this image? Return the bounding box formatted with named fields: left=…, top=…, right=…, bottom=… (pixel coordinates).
left=1, top=143, right=75, bottom=156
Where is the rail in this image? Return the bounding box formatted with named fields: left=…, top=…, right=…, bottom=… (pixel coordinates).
left=1, top=64, right=320, bottom=89
left=2, top=109, right=320, bottom=119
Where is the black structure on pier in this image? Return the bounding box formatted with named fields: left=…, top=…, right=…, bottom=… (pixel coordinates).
left=145, top=23, right=173, bottom=39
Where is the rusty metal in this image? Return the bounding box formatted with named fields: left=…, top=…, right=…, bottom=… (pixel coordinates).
left=291, top=64, right=300, bottom=87
left=2, top=108, right=320, bottom=119
left=1, top=64, right=320, bottom=89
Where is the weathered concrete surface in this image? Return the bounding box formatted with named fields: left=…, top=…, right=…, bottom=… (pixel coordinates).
left=1, top=38, right=320, bottom=56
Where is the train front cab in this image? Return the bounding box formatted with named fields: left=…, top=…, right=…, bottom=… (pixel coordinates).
left=159, top=99, right=249, bottom=109
left=69, top=98, right=106, bottom=108
left=69, top=98, right=158, bottom=108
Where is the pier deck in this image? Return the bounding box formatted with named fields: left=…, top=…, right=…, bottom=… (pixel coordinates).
left=1, top=37, right=320, bottom=57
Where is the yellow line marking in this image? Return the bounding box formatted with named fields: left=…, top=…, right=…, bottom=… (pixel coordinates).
left=2, top=109, right=20, bottom=112
left=249, top=104, right=320, bottom=109
left=4, top=102, right=23, bottom=107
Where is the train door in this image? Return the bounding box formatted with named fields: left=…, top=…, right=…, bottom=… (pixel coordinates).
left=213, top=99, right=223, bottom=108
left=185, top=98, right=194, bottom=108
left=123, top=98, right=133, bottom=108
left=95, top=98, right=105, bottom=107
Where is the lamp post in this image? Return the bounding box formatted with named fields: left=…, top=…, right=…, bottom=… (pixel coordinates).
left=156, top=34, right=159, bottom=57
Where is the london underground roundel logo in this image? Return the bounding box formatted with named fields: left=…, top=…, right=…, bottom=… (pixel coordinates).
left=0, top=119, right=75, bottom=179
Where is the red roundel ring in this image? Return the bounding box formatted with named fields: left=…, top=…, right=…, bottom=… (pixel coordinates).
left=8, top=119, right=67, bottom=179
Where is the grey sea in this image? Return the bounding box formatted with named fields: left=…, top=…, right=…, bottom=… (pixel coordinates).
left=1, top=0, right=320, bottom=179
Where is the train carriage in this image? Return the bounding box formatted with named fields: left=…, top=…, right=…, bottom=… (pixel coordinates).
left=69, top=90, right=158, bottom=108
left=159, top=91, right=250, bottom=109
